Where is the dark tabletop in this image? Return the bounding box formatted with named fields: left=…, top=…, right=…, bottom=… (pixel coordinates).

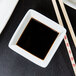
left=0, top=0, right=76, bottom=76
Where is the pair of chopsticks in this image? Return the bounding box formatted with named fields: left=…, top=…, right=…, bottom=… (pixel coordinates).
left=52, top=0, right=76, bottom=75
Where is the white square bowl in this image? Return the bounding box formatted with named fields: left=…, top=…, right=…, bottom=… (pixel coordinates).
left=0, top=0, right=19, bottom=34
left=63, top=0, right=76, bottom=9
left=9, top=9, right=66, bottom=68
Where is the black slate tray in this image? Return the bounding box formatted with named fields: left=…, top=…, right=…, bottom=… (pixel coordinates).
left=0, top=0, right=76, bottom=76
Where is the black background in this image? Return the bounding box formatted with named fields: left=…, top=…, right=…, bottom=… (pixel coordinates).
left=0, top=0, right=76, bottom=76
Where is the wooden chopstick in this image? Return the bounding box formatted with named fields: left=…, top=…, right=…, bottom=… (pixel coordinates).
left=52, top=0, right=76, bottom=75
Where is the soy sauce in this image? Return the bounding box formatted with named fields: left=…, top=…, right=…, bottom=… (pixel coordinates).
left=17, top=18, right=58, bottom=60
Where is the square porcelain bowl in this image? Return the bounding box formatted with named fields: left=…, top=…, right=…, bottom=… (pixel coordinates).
left=9, top=9, right=66, bottom=68
left=63, top=0, right=76, bottom=9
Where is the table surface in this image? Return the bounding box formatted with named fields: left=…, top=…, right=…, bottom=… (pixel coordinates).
left=0, top=0, right=76, bottom=76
